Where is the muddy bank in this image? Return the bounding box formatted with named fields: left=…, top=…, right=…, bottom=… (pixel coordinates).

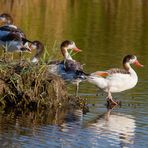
left=0, top=60, right=88, bottom=112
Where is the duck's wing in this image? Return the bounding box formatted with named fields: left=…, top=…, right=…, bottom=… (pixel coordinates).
left=0, top=25, right=17, bottom=32
left=107, top=68, right=130, bottom=75
left=48, top=60, right=61, bottom=65
left=0, top=32, right=21, bottom=42
left=91, top=68, right=129, bottom=78
left=64, top=59, right=83, bottom=71
left=91, top=71, right=109, bottom=78
left=0, top=25, right=26, bottom=38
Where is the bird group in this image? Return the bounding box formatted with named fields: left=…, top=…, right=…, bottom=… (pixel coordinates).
left=0, top=13, right=143, bottom=106
left=0, top=13, right=44, bottom=62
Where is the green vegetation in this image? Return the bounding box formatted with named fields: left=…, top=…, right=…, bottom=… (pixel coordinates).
left=0, top=60, right=66, bottom=109
left=0, top=58, right=88, bottom=113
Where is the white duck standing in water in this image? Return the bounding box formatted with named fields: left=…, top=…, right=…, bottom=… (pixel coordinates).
left=87, top=55, right=143, bottom=105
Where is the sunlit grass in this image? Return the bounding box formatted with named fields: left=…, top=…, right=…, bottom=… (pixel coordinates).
left=0, top=41, right=87, bottom=112
left=0, top=59, right=68, bottom=111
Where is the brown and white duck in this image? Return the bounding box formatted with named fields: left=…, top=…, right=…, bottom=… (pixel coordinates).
left=0, top=13, right=13, bottom=25
left=0, top=13, right=29, bottom=60
left=87, top=55, right=143, bottom=105
left=0, top=32, right=31, bottom=60
left=0, top=13, right=26, bottom=38
left=30, top=40, right=44, bottom=63
left=49, top=40, right=84, bottom=96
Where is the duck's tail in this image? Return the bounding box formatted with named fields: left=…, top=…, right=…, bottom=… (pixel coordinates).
left=75, top=70, right=90, bottom=80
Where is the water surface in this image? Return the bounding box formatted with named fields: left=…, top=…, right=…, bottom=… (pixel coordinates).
left=0, top=0, right=148, bottom=147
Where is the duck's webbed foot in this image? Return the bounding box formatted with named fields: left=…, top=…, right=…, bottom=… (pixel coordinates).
left=106, top=92, right=118, bottom=106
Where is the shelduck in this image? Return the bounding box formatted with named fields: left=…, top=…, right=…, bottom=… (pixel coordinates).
left=87, top=55, right=143, bottom=105
left=0, top=31, right=31, bottom=60
left=30, top=40, right=44, bottom=63
left=49, top=40, right=84, bottom=96
left=0, top=13, right=26, bottom=38
left=0, top=13, right=29, bottom=60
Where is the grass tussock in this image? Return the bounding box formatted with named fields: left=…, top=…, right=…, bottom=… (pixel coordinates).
left=0, top=60, right=68, bottom=110
left=0, top=41, right=88, bottom=112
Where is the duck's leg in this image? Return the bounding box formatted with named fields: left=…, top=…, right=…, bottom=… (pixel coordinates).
left=19, top=52, right=22, bottom=61
left=11, top=52, right=14, bottom=61
left=3, top=49, right=6, bottom=61
left=75, top=82, right=79, bottom=97
left=2, top=43, right=8, bottom=62
left=106, top=91, right=118, bottom=105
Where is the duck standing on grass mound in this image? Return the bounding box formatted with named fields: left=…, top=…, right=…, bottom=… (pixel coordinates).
left=86, top=55, right=143, bottom=105
left=0, top=13, right=26, bottom=38
left=0, top=31, right=44, bottom=62
left=0, top=13, right=29, bottom=60
left=0, top=31, right=32, bottom=60
left=49, top=40, right=85, bottom=96
left=0, top=13, right=13, bottom=25
left=30, top=40, right=44, bottom=63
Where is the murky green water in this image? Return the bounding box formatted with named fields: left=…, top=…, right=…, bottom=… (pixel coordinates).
left=0, top=0, right=148, bottom=147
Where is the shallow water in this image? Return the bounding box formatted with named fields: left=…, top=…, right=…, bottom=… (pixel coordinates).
left=0, top=0, right=148, bottom=147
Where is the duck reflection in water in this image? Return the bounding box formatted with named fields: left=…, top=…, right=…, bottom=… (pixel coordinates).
left=81, top=104, right=135, bottom=147
left=0, top=103, right=136, bottom=148
left=58, top=102, right=135, bottom=147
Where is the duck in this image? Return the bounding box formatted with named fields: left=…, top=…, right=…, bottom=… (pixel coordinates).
left=0, top=29, right=44, bottom=62
left=0, top=13, right=29, bottom=60
left=30, top=40, right=44, bottom=63
left=49, top=40, right=84, bottom=96
left=0, top=13, right=26, bottom=38
left=0, top=13, right=13, bottom=25
left=0, top=31, right=31, bottom=60
left=86, top=55, right=143, bottom=105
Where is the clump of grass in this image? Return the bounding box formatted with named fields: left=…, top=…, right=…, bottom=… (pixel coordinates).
left=41, top=40, right=62, bottom=64
left=0, top=41, right=87, bottom=112
left=0, top=60, right=68, bottom=110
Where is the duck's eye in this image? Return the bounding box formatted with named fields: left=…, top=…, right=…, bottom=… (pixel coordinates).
left=130, top=58, right=136, bottom=63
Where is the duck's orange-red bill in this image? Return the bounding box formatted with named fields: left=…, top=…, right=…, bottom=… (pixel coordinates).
left=73, top=48, right=82, bottom=52
left=133, top=60, right=144, bottom=67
